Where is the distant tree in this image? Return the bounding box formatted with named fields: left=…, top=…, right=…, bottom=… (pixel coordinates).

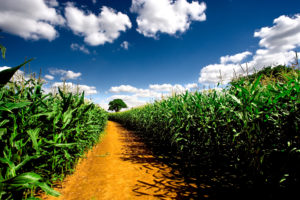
left=108, top=99, right=127, bottom=112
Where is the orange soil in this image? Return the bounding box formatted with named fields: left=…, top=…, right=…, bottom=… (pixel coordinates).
left=43, top=121, right=201, bottom=200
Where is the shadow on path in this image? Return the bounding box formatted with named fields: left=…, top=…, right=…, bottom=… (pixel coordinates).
left=117, top=124, right=211, bottom=199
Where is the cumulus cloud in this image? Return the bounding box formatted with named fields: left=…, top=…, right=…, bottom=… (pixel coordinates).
left=110, top=83, right=196, bottom=95
left=110, top=85, right=139, bottom=93
left=52, top=82, right=97, bottom=95
left=121, top=41, right=129, bottom=50
left=109, top=84, right=162, bottom=98
left=199, top=14, right=300, bottom=85
left=149, top=83, right=173, bottom=92
left=185, top=83, right=198, bottom=90
left=254, top=14, right=300, bottom=53
left=46, top=0, right=58, bottom=7
left=65, top=4, right=132, bottom=46
left=251, top=14, right=300, bottom=67
left=130, top=0, right=206, bottom=38
left=70, top=43, right=90, bottom=54
left=49, top=69, right=82, bottom=80
left=149, top=83, right=186, bottom=92
left=45, top=74, right=54, bottom=80
left=0, top=0, right=64, bottom=41
left=198, top=63, right=244, bottom=84
left=134, top=89, right=162, bottom=98
left=220, top=51, right=252, bottom=64
left=106, top=82, right=200, bottom=109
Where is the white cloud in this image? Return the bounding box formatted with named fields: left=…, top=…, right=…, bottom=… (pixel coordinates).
left=121, top=41, right=129, bottom=50
left=198, top=63, right=244, bottom=84
left=65, top=4, right=132, bottom=46
left=134, top=89, right=161, bottom=98
left=109, top=84, right=162, bottom=98
left=52, top=82, right=97, bottom=95
left=130, top=0, right=206, bottom=38
left=185, top=83, right=198, bottom=90
left=149, top=83, right=173, bottom=92
left=199, top=14, right=300, bottom=85
left=49, top=69, right=82, bottom=80
left=251, top=50, right=296, bottom=69
left=46, top=0, right=58, bottom=7
left=45, top=74, right=54, bottom=80
left=70, top=43, right=90, bottom=54
left=254, top=14, right=300, bottom=53
left=220, top=51, right=252, bottom=64
left=149, top=83, right=185, bottom=92
left=0, top=0, right=64, bottom=41
left=110, top=85, right=139, bottom=93
left=251, top=14, right=300, bottom=68
left=105, top=82, right=202, bottom=110
left=98, top=100, right=109, bottom=111
left=92, top=0, right=97, bottom=4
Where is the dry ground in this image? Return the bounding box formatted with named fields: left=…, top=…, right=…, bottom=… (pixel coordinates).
left=42, top=121, right=200, bottom=200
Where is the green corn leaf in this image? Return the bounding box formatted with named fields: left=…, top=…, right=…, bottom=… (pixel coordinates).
left=4, top=101, right=31, bottom=110
left=0, top=157, right=16, bottom=177
left=53, top=111, right=62, bottom=126
left=0, top=58, right=33, bottom=86
left=228, top=94, right=242, bottom=105
left=3, top=172, right=43, bottom=191
left=31, top=112, right=53, bottom=119
left=15, top=155, right=40, bottom=172
left=54, top=143, right=76, bottom=148
left=27, top=128, right=40, bottom=152
left=63, top=149, right=71, bottom=159
left=251, top=75, right=262, bottom=93
left=58, top=87, right=64, bottom=99
left=36, top=182, right=60, bottom=197
left=6, top=172, right=41, bottom=184
left=0, top=119, right=9, bottom=127
left=62, top=108, right=76, bottom=129
left=76, top=92, right=85, bottom=106
left=0, top=106, right=12, bottom=113
left=0, top=128, right=7, bottom=139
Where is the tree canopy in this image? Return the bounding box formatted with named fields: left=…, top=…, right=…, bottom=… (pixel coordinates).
left=108, top=99, right=127, bottom=112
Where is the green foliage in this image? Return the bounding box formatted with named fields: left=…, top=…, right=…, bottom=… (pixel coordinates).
left=231, top=65, right=298, bottom=84
left=109, top=67, right=300, bottom=191
left=108, top=99, right=127, bottom=112
left=0, top=41, right=33, bottom=87
left=0, top=78, right=108, bottom=199
left=0, top=59, right=33, bottom=86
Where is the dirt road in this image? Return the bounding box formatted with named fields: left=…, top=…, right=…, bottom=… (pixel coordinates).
left=43, top=121, right=199, bottom=200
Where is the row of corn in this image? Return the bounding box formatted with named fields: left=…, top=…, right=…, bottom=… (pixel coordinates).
left=0, top=77, right=107, bottom=199
left=110, top=67, right=300, bottom=192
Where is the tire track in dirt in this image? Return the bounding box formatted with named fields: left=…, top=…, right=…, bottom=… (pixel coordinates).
left=43, top=121, right=201, bottom=200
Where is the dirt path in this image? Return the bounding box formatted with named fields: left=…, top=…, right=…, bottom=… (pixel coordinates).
left=43, top=121, right=200, bottom=200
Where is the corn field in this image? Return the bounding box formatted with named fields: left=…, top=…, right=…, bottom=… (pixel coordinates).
left=109, top=67, right=300, bottom=195
left=0, top=76, right=107, bottom=199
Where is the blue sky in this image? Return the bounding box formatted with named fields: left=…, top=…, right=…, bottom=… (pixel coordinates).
left=1, top=0, right=300, bottom=109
